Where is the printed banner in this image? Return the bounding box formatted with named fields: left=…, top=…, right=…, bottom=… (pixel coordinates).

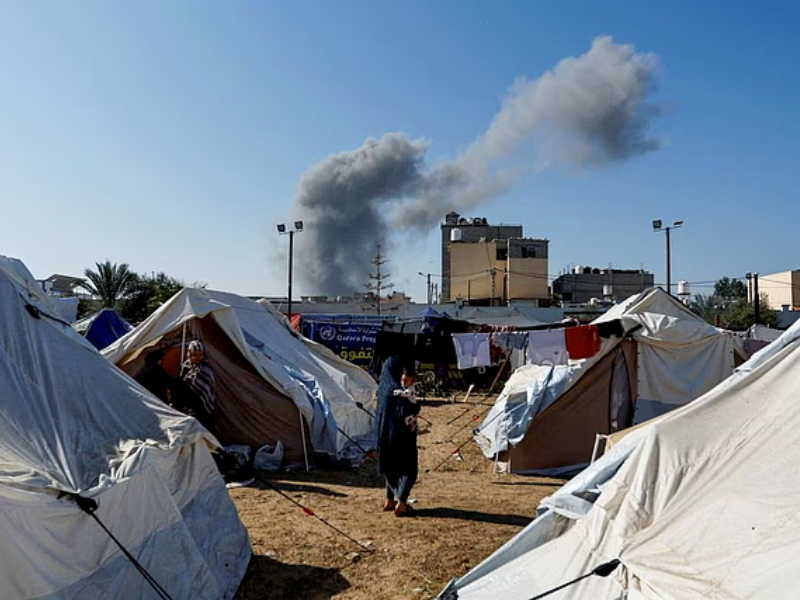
left=305, top=321, right=381, bottom=367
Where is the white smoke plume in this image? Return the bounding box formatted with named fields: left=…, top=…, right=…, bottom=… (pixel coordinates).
left=293, top=36, right=661, bottom=296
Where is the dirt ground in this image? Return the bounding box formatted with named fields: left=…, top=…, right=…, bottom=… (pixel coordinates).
left=230, top=395, right=566, bottom=600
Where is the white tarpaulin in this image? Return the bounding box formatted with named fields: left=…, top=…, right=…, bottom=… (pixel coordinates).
left=441, top=312, right=800, bottom=600
left=0, top=255, right=250, bottom=599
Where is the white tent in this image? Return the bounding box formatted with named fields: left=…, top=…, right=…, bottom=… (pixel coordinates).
left=476, top=288, right=744, bottom=474
left=0, top=255, right=250, bottom=599
left=103, top=288, right=376, bottom=463
left=441, top=310, right=800, bottom=599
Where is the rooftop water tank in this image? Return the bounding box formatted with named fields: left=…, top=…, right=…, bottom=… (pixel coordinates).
left=451, top=228, right=463, bottom=242
left=677, top=280, right=690, bottom=296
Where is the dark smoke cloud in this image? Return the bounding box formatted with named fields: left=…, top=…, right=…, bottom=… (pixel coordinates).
left=293, top=36, right=662, bottom=295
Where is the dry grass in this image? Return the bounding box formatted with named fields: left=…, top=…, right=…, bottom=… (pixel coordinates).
left=231, top=396, right=565, bottom=600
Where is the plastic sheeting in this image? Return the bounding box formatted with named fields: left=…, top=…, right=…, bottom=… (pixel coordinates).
left=0, top=255, right=250, bottom=599
left=441, top=308, right=800, bottom=600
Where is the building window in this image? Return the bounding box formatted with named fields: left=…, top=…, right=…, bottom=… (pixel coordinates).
left=496, top=247, right=508, bottom=261
left=521, top=246, right=537, bottom=258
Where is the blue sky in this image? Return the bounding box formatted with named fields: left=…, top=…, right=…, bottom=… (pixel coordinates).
left=2, top=1, right=799, bottom=301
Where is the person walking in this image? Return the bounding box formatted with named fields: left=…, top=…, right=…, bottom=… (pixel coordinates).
left=376, top=356, right=420, bottom=517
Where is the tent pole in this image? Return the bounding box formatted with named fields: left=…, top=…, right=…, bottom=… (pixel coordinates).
left=298, top=410, right=310, bottom=472
left=180, top=322, right=187, bottom=365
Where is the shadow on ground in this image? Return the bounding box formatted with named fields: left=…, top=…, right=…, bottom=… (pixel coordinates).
left=252, top=478, right=350, bottom=498
left=235, top=556, right=350, bottom=600
left=413, top=507, right=533, bottom=527
left=490, top=480, right=565, bottom=488
left=258, top=462, right=384, bottom=490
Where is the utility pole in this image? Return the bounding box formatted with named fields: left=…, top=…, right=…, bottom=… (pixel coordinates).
left=366, top=244, right=393, bottom=316
left=746, top=272, right=760, bottom=325
left=754, top=272, right=760, bottom=325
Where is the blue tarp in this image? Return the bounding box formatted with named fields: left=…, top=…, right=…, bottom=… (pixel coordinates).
left=79, top=309, right=133, bottom=350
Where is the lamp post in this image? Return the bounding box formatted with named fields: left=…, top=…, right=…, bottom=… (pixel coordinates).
left=652, top=219, right=683, bottom=296
left=277, top=220, right=303, bottom=318
left=418, top=272, right=432, bottom=305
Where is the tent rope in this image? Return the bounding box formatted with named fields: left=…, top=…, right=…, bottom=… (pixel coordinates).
left=24, top=303, right=71, bottom=327
left=336, top=425, right=376, bottom=460
left=255, top=475, right=374, bottom=554
left=356, top=401, right=432, bottom=427
left=527, top=559, right=621, bottom=599
left=63, top=493, right=175, bottom=600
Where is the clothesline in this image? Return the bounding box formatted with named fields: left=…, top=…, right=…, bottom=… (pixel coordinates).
left=452, top=319, right=626, bottom=370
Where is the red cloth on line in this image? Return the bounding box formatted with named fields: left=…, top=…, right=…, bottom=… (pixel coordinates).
left=565, top=325, right=602, bottom=359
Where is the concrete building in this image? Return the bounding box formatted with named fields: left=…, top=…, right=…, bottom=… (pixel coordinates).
left=754, top=270, right=800, bottom=311
left=552, top=266, right=654, bottom=303
left=441, top=212, right=549, bottom=305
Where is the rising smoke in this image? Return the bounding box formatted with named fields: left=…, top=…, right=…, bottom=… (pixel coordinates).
left=293, top=36, right=662, bottom=296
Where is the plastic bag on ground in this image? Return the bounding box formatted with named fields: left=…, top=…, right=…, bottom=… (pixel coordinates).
left=254, top=441, right=284, bottom=472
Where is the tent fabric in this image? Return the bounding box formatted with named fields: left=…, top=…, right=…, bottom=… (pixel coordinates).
left=103, top=288, right=376, bottom=461
left=476, top=288, right=742, bottom=473
left=440, top=311, right=800, bottom=600
left=0, top=255, right=249, bottom=600
left=73, top=308, right=133, bottom=350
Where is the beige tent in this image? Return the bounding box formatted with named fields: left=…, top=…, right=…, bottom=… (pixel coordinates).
left=104, top=288, right=377, bottom=467
left=476, top=288, right=745, bottom=474
left=440, top=302, right=800, bottom=600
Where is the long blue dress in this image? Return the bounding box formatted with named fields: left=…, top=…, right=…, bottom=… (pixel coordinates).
left=376, top=356, right=419, bottom=502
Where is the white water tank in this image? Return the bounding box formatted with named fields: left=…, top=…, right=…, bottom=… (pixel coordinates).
left=603, top=284, right=613, bottom=298
left=677, top=280, right=690, bottom=296
left=573, top=264, right=583, bottom=275
left=451, top=228, right=463, bottom=242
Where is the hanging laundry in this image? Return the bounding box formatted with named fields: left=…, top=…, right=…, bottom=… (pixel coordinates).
left=526, top=329, right=568, bottom=366
left=452, top=333, right=492, bottom=370
left=492, top=331, right=529, bottom=352
left=565, top=324, right=602, bottom=360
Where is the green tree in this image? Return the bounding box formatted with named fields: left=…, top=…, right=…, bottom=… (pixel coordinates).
left=121, top=272, right=184, bottom=324
left=726, top=293, right=779, bottom=329
left=78, top=261, right=137, bottom=309
left=713, top=277, right=747, bottom=301
left=691, top=278, right=778, bottom=329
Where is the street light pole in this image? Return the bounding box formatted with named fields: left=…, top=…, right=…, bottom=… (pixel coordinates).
left=288, top=230, right=294, bottom=318
left=652, top=219, right=683, bottom=296
left=418, top=272, right=433, bottom=305
left=665, top=225, right=671, bottom=297
left=277, top=220, right=304, bottom=318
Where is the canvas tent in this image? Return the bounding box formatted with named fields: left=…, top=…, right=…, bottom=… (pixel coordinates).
left=73, top=308, right=133, bottom=350
left=0, top=255, right=249, bottom=599
left=476, top=288, right=744, bottom=474
left=440, top=305, right=800, bottom=600
left=103, top=288, right=377, bottom=466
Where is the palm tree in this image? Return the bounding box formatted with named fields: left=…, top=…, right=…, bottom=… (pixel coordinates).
left=79, top=261, right=137, bottom=309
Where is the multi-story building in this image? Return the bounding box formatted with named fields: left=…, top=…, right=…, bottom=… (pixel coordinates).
left=552, top=266, right=654, bottom=303
left=754, top=270, right=800, bottom=311
left=441, top=212, right=549, bottom=305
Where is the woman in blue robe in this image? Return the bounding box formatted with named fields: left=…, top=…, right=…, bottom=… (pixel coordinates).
left=376, top=356, right=420, bottom=516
